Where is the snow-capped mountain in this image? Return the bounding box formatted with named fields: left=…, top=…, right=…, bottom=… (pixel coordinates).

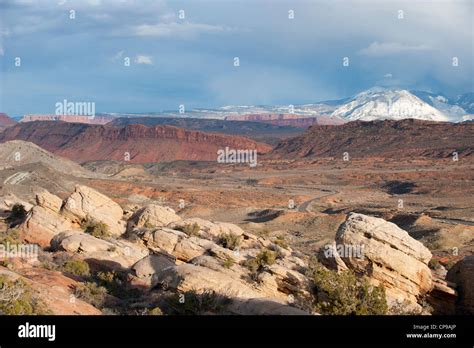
left=411, top=91, right=467, bottom=120
left=331, top=87, right=451, bottom=122
left=456, top=92, right=474, bottom=114
left=99, top=87, right=472, bottom=123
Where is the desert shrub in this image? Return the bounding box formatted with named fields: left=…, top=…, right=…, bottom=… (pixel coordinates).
left=81, top=218, right=110, bottom=239
left=5, top=204, right=27, bottom=226
left=307, top=261, right=387, bottom=315
left=222, top=256, right=235, bottom=269
left=60, top=259, right=90, bottom=277
left=255, top=249, right=276, bottom=266
left=40, top=261, right=57, bottom=271
left=94, top=271, right=140, bottom=299
left=274, top=235, right=289, bottom=249
left=74, top=282, right=108, bottom=308
left=176, top=223, right=200, bottom=237
left=218, top=233, right=241, bottom=250
left=243, top=249, right=277, bottom=281
left=0, top=275, right=49, bottom=314
left=428, top=258, right=442, bottom=270
left=166, top=290, right=232, bottom=315
left=0, top=228, right=21, bottom=247
left=144, top=222, right=155, bottom=229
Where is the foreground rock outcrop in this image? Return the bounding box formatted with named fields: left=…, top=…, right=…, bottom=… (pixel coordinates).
left=134, top=224, right=312, bottom=305
left=13, top=184, right=312, bottom=314
left=127, top=204, right=181, bottom=231
left=21, top=190, right=74, bottom=247
left=320, top=213, right=433, bottom=311
left=51, top=231, right=148, bottom=270
left=62, top=185, right=126, bottom=236
left=19, top=186, right=127, bottom=247
left=9, top=184, right=467, bottom=315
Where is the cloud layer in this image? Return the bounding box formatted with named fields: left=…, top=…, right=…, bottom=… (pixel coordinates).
left=0, top=0, right=472, bottom=116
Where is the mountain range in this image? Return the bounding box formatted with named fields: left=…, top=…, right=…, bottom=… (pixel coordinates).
left=97, top=87, right=473, bottom=124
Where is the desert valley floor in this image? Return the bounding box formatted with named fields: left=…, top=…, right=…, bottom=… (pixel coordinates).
left=0, top=121, right=472, bottom=315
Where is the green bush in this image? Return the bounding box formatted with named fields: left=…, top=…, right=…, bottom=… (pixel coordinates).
left=81, top=218, right=110, bottom=239
left=0, top=228, right=21, bottom=247
left=61, top=259, right=90, bottom=277
left=0, top=275, right=49, bottom=315
left=222, top=256, right=235, bottom=269
left=218, top=233, right=242, bottom=250
left=243, top=249, right=277, bottom=281
left=255, top=249, right=276, bottom=266
left=94, top=271, right=140, bottom=299
left=274, top=235, right=289, bottom=249
left=5, top=204, right=27, bottom=226
left=176, top=223, right=200, bottom=237
left=307, top=261, right=388, bottom=315
left=144, top=222, right=155, bottom=229
left=166, top=290, right=231, bottom=315
left=73, top=282, right=108, bottom=309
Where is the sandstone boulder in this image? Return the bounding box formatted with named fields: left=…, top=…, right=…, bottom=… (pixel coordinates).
left=51, top=231, right=148, bottom=269
left=153, top=263, right=264, bottom=299
left=19, top=190, right=74, bottom=247
left=335, top=213, right=433, bottom=308
left=132, top=254, right=175, bottom=279
left=141, top=227, right=208, bottom=262
left=128, top=204, right=181, bottom=231
left=35, top=189, right=63, bottom=212
left=61, top=185, right=125, bottom=236
left=447, top=255, right=474, bottom=314
left=169, top=218, right=245, bottom=241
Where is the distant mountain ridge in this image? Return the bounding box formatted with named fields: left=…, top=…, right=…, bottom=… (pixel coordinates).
left=270, top=119, right=474, bottom=159
left=21, top=114, right=115, bottom=125
left=0, top=121, right=272, bottom=163
left=0, top=113, right=17, bottom=128
left=110, top=116, right=305, bottom=145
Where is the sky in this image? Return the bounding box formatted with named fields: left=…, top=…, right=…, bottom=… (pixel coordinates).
left=0, top=0, right=473, bottom=117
